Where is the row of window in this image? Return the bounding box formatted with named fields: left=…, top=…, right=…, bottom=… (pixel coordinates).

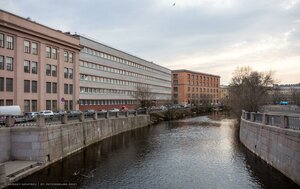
left=0, top=56, right=13, bottom=71
left=186, top=87, right=219, bottom=93
left=24, top=60, right=38, bottom=74
left=185, top=94, right=219, bottom=99
left=24, top=40, right=38, bottom=55
left=186, top=74, right=219, bottom=82
left=0, top=99, right=13, bottom=106
left=187, top=80, right=219, bottom=88
left=45, top=64, right=73, bottom=79
left=173, top=79, right=219, bottom=88
left=24, top=100, right=38, bottom=112
left=45, top=46, right=58, bottom=59
left=82, top=47, right=170, bottom=77
left=79, top=99, right=137, bottom=106
left=80, top=60, right=170, bottom=84
left=0, top=77, right=13, bottom=92
left=64, top=51, right=74, bottom=63
left=24, top=80, right=37, bottom=93
left=0, top=33, right=14, bottom=49
left=80, top=74, right=171, bottom=91
left=45, top=82, right=73, bottom=95
left=80, top=87, right=136, bottom=96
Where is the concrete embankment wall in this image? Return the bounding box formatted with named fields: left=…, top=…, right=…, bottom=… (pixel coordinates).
left=0, top=115, right=150, bottom=164
left=240, top=118, right=300, bottom=185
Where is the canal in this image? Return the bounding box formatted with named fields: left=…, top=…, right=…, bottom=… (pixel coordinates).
left=12, top=113, right=298, bottom=188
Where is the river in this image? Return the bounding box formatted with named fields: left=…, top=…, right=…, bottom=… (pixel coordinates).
left=12, top=113, right=298, bottom=188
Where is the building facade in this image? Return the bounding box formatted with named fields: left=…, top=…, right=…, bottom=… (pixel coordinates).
left=270, top=83, right=300, bottom=104
left=220, top=85, right=230, bottom=106
left=172, top=69, right=220, bottom=105
left=0, top=10, right=81, bottom=112
left=78, top=36, right=171, bottom=111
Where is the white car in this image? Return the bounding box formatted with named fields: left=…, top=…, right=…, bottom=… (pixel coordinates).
left=40, top=110, right=54, bottom=117
left=109, top=108, right=119, bottom=112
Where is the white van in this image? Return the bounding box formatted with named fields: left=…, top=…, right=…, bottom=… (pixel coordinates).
left=0, top=106, right=22, bottom=125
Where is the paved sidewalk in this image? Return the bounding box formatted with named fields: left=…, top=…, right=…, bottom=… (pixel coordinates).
left=4, top=161, right=38, bottom=177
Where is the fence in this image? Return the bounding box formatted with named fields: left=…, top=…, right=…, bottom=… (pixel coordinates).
left=0, top=110, right=147, bottom=128
left=242, top=110, right=300, bottom=130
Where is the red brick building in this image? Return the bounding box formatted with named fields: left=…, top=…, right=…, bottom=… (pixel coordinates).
left=172, top=69, right=220, bottom=106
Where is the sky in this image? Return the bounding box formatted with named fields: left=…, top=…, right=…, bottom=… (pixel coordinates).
left=1, top=0, right=300, bottom=85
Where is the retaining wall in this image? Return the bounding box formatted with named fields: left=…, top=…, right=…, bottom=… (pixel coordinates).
left=0, top=115, right=150, bottom=164
left=240, top=118, right=300, bottom=185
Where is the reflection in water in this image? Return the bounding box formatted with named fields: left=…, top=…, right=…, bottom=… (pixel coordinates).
left=12, top=113, right=298, bottom=189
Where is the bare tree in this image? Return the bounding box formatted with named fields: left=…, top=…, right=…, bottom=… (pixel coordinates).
left=229, top=66, right=274, bottom=117
left=133, top=86, right=156, bottom=108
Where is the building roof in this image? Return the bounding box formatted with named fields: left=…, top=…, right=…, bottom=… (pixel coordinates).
left=172, top=69, right=220, bottom=78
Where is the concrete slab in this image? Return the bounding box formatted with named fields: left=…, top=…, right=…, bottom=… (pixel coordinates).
left=4, top=161, right=38, bottom=177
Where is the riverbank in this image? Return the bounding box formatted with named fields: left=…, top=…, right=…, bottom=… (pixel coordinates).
left=0, top=115, right=150, bottom=188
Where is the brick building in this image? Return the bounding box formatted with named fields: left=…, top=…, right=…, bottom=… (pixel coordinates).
left=0, top=10, right=81, bottom=112
left=172, top=69, right=220, bottom=106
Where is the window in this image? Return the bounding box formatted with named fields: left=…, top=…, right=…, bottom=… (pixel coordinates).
left=24, top=100, right=30, bottom=112
left=64, top=68, right=68, bottom=78
left=46, top=64, right=51, bottom=76
left=69, top=84, right=73, bottom=94
left=64, top=100, right=69, bottom=111
left=51, top=65, right=57, bottom=77
left=64, top=51, right=68, bottom=62
left=52, top=100, right=57, bottom=111
left=6, top=36, right=14, bottom=49
left=32, top=81, right=37, bottom=93
left=32, top=62, right=37, bottom=74
left=46, top=82, right=51, bottom=93
left=32, top=42, right=38, bottom=55
left=69, top=53, right=73, bottom=63
left=46, top=47, right=51, bottom=58
left=24, top=60, right=30, bottom=73
left=0, top=77, right=3, bottom=91
left=32, top=100, right=37, bottom=112
left=52, top=82, right=57, bottom=93
left=69, top=69, right=73, bottom=79
left=24, top=40, right=30, bottom=53
left=0, top=56, right=4, bottom=70
left=6, top=57, right=13, bottom=71
left=52, top=48, right=57, bottom=59
left=64, top=84, right=68, bottom=94
left=0, top=100, right=3, bottom=106
left=69, top=100, right=73, bottom=111
left=46, top=100, right=51, bottom=110
left=24, top=80, right=30, bottom=93
left=6, top=78, right=13, bottom=92
left=6, top=100, right=13, bottom=106
left=0, top=33, right=4, bottom=47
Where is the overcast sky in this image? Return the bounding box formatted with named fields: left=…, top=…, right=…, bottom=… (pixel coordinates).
left=1, top=0, right=300, bottom=84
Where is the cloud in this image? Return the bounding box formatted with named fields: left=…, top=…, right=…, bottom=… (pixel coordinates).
left=1, top=0, right=299, bottom=84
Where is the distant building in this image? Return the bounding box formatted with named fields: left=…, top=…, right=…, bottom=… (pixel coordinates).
left=0, top=10, right=81, bottom=112
left=220, top=85, right=230, bottom=106
left=171, top=69, right=220, bottom=105
left=270, top=83, right=300, bottom=104
left=77, top=36, right=172, bottom=110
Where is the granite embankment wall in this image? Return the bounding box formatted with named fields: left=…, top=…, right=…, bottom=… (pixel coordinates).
left=0, top=115, right=150, bottom=164
left=240, top=118, right=300, bottom=185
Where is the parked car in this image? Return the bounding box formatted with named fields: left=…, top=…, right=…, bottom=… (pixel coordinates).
left=54, top=110, right=67, bottom=116
left=40, top=110, right=54, bottom=117
left=109, top=108, right=120, bottom=112
left=84, top=109, right=95, bottom=116
left=24, top=112, right=39, bottom=121
left=160, top=105, right=168, bottom=111
left=98, top=109, right=107, bottom=113
left=121, top=106, right=128, bottom=112
left=68, top=110, right=82, bottom=117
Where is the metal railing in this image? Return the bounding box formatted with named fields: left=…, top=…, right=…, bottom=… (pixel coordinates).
left=1, top=110, right=148, bottom=128
left=242, top=110, right=300, bottom=130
